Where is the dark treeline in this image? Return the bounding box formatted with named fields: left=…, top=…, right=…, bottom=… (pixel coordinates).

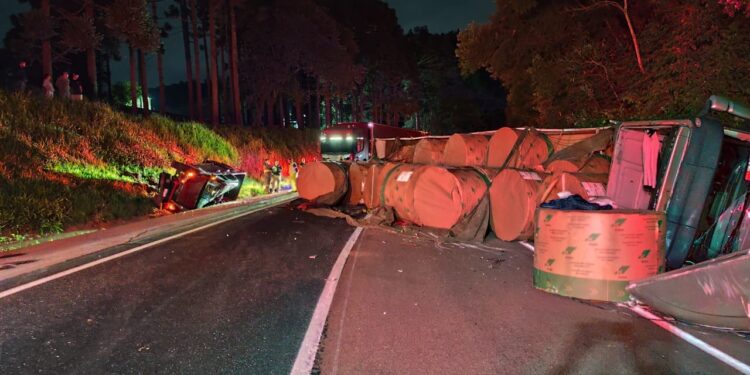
left=457, top=0, right=750, bottom=127
left=1, top=0, right=506, bottom=135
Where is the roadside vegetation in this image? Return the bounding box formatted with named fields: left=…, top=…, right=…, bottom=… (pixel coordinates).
left=0, top=90, right=319, bottom=239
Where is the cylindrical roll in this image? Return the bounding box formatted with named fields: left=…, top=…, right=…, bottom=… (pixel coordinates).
left=542, top=129, right=614, bottom=174
left=545, top=154, right=611, bottom=175
left=442, top=134, right=490, bottom=167
left=450, top=169, right=491, bottom=218
left=382, top=164, right=463, bottom=229
left=487, top=128, right=552, bottom=169
left=538, top=173, right=609, bottom=204
left=363, top=163, right=385, bottom=209
left=387, top=144, right=416, bottom=163
left=297, top=161, right=348, bottom=205
left=534, top=208, right=666, bottom=302
left=545, top=132, right=599, bottom=152
left=364, top=162, right=400, bottom=209
left=413, top=138, right=448, bottom=165
left=346, top=162, right=367, bottom=205
left=489, top=169, right=550, bottom=241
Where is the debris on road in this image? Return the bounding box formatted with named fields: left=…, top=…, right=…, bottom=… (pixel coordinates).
left=296, top=95, right=750, bottom=331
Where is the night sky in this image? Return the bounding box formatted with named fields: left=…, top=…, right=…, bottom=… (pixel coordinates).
left=0, top=0, right=494, bottom=85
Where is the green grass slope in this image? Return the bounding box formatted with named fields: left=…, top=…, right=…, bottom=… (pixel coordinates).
left=0, top=91, right=319, bottom=238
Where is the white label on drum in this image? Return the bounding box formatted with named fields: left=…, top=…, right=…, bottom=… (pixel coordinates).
left=519, top=171, right=542, bottom=181
left=582, top=182, right=606, bottom=197
left=396, top=171, right=413, bottom=182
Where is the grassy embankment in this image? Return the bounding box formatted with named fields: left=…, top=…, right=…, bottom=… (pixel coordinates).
left=0, top=91, right=319, bottom=242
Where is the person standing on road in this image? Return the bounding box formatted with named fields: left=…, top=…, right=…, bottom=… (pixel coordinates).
left=56, top=72, right=70, bottom=99
left=70, top=73, right=83, bottom=101
left=289, top=159, right=299, bottom=192
left=271, top=160, right=282, bottom=193
left=42, top=74, right=54, bottom=98
left=262, top=158, right=273, bottom=194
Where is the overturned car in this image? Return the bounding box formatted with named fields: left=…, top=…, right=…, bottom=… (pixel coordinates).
left=155, top=160, right=246, bottom=212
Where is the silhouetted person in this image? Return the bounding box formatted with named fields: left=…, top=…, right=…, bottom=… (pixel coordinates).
left=271, top=160, right=282, bottom=193
left=289, top=159, right=299, bottom=192
left=13, top=60, right=28, bottom=92
left=262, top=158, right=272, bottom=193
left=70, top=73, right=83, bottom=101
left=42, top=74, right=54, bottom=98
left=56, top=72, right=70, bottom=99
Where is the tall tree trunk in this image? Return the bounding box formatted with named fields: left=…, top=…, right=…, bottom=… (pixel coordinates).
left=220, top=28, right=229, bottom=122
left=179, top=0, right=195, bottom=120
left=208, top=1, right=220, bottom=126
left=295, top=96, right=303, bottom=129
left=621, top=0, right=645, bottom=73
left=265, top=97, right=273, bottom=127
left=190, top=0, right=203, bottom=121
left=278, top=95, right=285, bottom=127
left=314, top=85, right=321, bottom=128
left=138, top=49, right=150, bottom=112
left=338, top=97, right=345, bottom=122
left=352, top=94, right=359, bottom=122
left=84, top=0, right=97, bottom=99
left=201, top=21, right=211, bottom=105
left=151, top=0, right=166, bottom=114
left=325, top=94, right=332, bottom=127
left=104, top=53, right=112, bottom=100
left=41, top=0, right=52, bottom=77
left=306, top=91, right=313, bottom=128
left=254, top=98, right=263, bottom=126
left=129, top=45, right=138, bottom=113
left=229, top=3, right=242, bottom=126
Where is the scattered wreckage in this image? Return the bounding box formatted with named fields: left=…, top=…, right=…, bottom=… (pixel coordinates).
left=299, top=95, right=750, bottom=331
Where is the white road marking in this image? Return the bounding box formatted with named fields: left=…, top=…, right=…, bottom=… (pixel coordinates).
left=290, top=226, right=364, bottom=375
left=519, top=242, right=750, bottom=374
left=519, top=241, right=535, bottom=252
left=0, top=198, right=293, bottom=300
left=330, top=235, right=363, bottom=375
left=625, top=304, right=750, bottom=374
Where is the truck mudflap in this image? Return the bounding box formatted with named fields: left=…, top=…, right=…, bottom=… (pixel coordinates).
left=665, top=117, right=723, bottom=269
left=627, top=249, right=750, bottom=330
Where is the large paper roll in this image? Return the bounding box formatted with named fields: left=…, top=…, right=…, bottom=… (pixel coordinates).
left=534, top=208, right=666, bottom=302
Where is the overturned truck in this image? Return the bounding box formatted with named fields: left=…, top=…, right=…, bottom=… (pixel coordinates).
left=297, top=95, right=750, bottom=330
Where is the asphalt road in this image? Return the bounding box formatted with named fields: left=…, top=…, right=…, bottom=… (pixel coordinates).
left=0, top=206, right=354, bottom=374
left=319, top=228, right=744, bottom=375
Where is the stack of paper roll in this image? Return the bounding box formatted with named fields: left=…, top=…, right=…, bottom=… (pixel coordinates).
left=489, top=169, right=550, bottom=241
left=442, top=134, right=490, bottom=167
left=297, top=162, right=348, bottom=205
left=346, top=163, right=368, bottom=205
left=487, top=128, right=552, bottom=170
left=379, top=164, right=491, bottom=229
left=413, top=138, right=448, bottom=165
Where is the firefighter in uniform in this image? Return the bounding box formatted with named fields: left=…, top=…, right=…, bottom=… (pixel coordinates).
left=271, top=160, right=282, bottom=192
left=262, top=158, right=273, bottom=193
left=289, top=159, right=299, bottom=192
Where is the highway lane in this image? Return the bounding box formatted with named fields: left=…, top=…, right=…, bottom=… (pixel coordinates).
left=0, top=206, right=354, bottom=374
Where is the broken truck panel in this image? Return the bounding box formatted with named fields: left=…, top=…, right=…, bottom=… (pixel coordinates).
left=664, top=117, right=724, bottom=270
left=627, top=249, right=750, bottom=330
